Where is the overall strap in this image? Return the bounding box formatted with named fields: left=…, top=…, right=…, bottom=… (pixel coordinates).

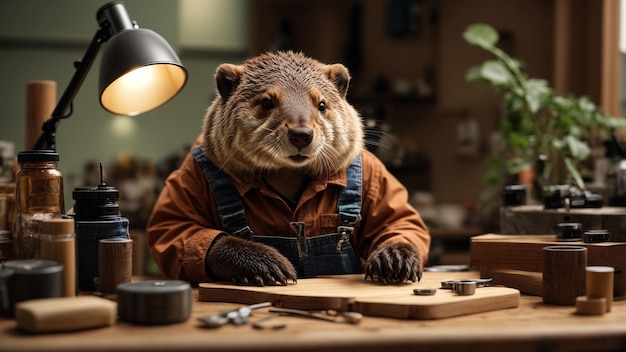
left=338, top=155, right=362, bottom=225
left=335, top=155, right=362, bottom=252
left=191, top=146, right=252, bottom=239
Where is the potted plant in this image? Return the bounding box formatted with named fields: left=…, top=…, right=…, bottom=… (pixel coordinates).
left=463, top=23, right=626, bottom=206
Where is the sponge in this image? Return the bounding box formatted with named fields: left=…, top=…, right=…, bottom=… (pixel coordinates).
left=15, top=296, right=117, bottom=333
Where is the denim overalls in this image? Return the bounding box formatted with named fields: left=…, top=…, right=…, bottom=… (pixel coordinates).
left=192, top=146, right=362, bottom=278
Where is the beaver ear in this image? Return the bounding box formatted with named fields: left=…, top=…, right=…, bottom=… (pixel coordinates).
left=325, top=64, right=351, bottom=98
left=215, top=64, right=245, bottom=101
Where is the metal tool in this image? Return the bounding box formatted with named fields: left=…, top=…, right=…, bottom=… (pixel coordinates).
left=268, top=307, right=363, bottom=324
left=197, top=302, right=272, bottom=328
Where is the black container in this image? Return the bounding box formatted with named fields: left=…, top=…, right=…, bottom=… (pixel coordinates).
left=0, top=260, right=63, bottom=317
left=554, top=222, right=584, bottom=242
left=71, top=164, right=130, bottom=292
left=503, top=185, right=527, bottom=206
left=117, top=280, right=192, bottom=325
left=583, top=229, right=610, bottom=243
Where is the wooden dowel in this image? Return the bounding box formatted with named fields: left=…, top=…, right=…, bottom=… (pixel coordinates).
left=586, top=266, right=614, bottom=312
left=25, top=81, right=56, bottom=150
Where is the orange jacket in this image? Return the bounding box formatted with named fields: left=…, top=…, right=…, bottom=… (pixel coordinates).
left=147, top=139, right=430, bottom=284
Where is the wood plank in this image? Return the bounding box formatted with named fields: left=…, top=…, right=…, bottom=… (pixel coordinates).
left=479, top=269, right=543, bottom=297
left=198, top=273, right=520, bottom=320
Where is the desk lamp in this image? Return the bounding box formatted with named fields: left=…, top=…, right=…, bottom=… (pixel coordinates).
left=33, top=1, right=188, bottom=151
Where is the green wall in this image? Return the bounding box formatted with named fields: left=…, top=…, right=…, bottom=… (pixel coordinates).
left=0, top=0, right=249, bottom=209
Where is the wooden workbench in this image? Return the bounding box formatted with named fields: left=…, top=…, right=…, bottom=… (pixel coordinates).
left=1, top=272, right=625, bottom=352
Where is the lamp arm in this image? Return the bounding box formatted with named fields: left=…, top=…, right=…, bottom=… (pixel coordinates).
left=33, top=27, right=108, bottom=151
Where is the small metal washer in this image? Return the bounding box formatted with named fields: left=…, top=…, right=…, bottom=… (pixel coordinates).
left=413, top=288, right=437, bottom=296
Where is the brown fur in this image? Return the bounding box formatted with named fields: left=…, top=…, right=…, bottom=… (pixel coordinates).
left=202, top=51, right=363, bottom=183
left=206, top=235, right=297, bottom=286
left=202, top=51, right=420, bottom=286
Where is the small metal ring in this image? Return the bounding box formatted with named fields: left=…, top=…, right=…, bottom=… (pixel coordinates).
left=454, top=280, right=476, bottom=295
left=440, top=280, right=455, bottom=289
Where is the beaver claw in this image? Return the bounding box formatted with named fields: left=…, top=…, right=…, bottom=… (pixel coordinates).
left=206, top=235, right=297, bottom=286
left=364, top=242, right=422, bottom=285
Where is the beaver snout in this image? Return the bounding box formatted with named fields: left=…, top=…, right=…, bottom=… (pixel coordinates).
left=288, top=127, right=313, bottom=148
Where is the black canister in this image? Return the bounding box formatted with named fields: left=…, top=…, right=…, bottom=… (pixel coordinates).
left=502, top=185, right=527, bottom=206
left=554, top=222, right=584, bottom=242
left=0, top=259, right=63, bottom=317
left=72, top=163, right=130, bottom=292
left=117, top=280, right=192, bottom=324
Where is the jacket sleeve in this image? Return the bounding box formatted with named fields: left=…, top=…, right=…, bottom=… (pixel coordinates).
left=357, top=151, right=431, bottom=267
left=146, top=150, right=224, bottom=284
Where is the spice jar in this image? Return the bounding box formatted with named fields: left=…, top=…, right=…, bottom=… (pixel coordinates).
left=40, top=218, right=76, bottom=297
left=14, top=150, right=65, bottom=259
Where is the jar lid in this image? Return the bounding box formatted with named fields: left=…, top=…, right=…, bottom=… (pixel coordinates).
left=17, top=150, right=59, bottom=162
left=72, top=186, right=119, bottom=201
left=3, top=259, right=63, bottom=274
left=72, top=186, right=120, bottom=220
left=40, top=218, right=75, bottom=234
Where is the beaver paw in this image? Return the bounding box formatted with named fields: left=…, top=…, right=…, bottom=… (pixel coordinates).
left=206, top=235, right=297, bottom=286
left=364, top=242, right=422, bottom=285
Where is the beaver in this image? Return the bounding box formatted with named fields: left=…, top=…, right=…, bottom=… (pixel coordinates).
left=147, top=51, right=430, bottom=286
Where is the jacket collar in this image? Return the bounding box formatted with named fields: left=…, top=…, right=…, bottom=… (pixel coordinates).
left=231, top=168, right=348, bottom=197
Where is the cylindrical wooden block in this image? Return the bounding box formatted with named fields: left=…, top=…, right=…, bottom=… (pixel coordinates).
left=575, top=296, right=606, bottom=315
left=98, top=238, right=132, bottom=294
left=40, top=218, right=76, bottom=297
left=542, top=245, right=587, bottom=305
left=586, top=266, right=614, bottom=312
left=25, top=80, right=57, bottom=150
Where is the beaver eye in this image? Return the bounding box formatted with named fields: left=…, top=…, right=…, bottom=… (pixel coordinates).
left=318, top=101, right=326, bottom=113
left=261, top=98, right=274, bottom=110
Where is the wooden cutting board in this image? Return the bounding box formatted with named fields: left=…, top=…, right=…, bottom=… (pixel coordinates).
left=198, top=272, right=520, bottom=320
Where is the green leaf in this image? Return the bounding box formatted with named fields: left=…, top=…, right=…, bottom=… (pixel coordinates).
left=565, top=135, right=591, bottom=160
left=463, top=23, right=499, bottom=49
left=479, top=61, right=513, bottom=86
left=564, top=157, right=586, bottom=190
left=465, top=66, right=483, bottom=82
left=524, top=79, right=551, bottom=114
left=505, top=157, right=532, bottom=174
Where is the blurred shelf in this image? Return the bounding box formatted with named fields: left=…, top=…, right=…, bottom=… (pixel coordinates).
left=430, top=225, right=484, bottom=241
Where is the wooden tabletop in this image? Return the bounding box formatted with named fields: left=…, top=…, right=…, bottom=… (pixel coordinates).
left=1, top=272, right=625, bottom=352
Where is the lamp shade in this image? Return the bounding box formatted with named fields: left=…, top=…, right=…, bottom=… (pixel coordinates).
left=99, top=28, right=187, bottom=116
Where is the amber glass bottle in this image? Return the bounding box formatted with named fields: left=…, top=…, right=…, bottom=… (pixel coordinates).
left=14, top=150, right=64, bottom=259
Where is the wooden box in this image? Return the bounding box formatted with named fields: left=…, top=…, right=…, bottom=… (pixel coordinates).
left=470, top=234, right=626, bottom=300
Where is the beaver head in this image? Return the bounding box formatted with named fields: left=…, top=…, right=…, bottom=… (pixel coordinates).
left=202, top=51, right=364, bottom=182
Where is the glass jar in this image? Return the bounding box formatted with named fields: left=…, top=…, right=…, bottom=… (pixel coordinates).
left=14, top=150, right=64, bottom=259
